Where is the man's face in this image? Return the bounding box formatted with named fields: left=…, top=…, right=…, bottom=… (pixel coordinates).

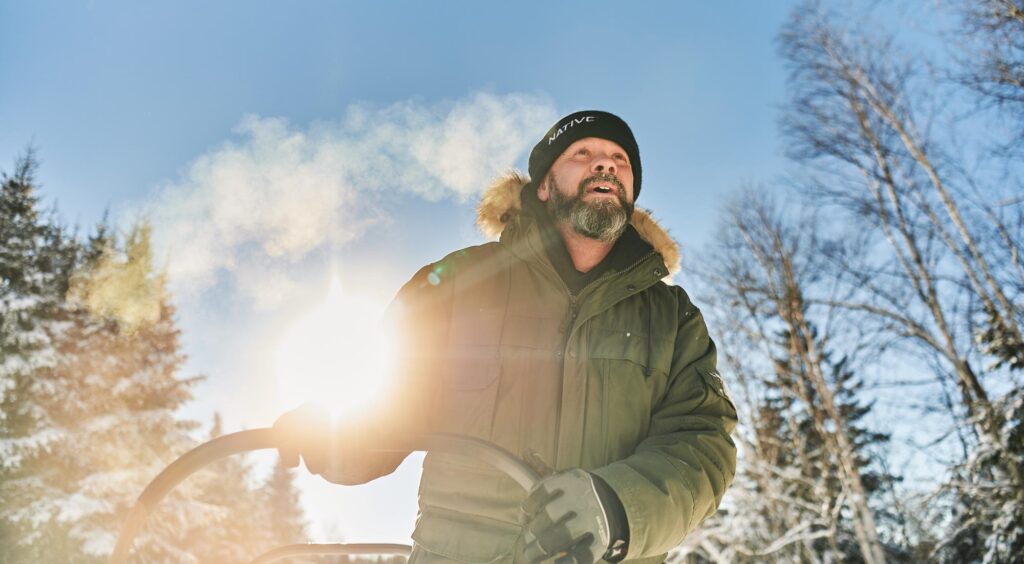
left=537, top=137, right=635, bottom=242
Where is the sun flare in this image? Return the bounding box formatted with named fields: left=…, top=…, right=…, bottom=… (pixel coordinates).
left=274, top=275, right=396, bottom=423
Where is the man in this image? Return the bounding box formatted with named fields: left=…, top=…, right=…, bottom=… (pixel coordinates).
left=275, top=111, right=738, bottom=562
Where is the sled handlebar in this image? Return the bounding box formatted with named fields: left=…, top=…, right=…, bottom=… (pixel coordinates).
left=110, top=429, right=541, bottom=563
left=250, top=542, right=413, bottom=563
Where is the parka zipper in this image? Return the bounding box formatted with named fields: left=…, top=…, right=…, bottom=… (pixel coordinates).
left=551, top=286, right=575, bottom=466
left=551, top=250, right=659, bottom=466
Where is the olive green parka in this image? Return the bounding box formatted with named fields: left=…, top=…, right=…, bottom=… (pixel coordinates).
left=339, top=172, right=737, bottom=562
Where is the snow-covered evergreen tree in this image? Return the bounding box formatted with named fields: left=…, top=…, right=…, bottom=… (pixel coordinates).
left=0, top=152, right=80, bottom=562
left=673, top=342, right=901, bottom=563
left=1, top=207, right=214, bottom=561
left=182, top=414, right=314, bottom=563
left=183, top=412, right=270, bottom=563
left=939, top=387, right=1024, bottom=563
left=0, top=155, right=315, bottom=562
left=262, top=453, right=308, bottom=549
left=29, top=221, right=204, bottom=561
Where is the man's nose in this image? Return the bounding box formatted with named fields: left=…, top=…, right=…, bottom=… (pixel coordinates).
left=591, top=155, right=617, bottom=175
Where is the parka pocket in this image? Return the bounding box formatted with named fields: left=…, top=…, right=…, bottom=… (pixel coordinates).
left=589, top=327, right=653, bottom=374
left=411, top=508, right=518, bottom=563
left=442, top=344, right=501, bottom=439
left=583, top=328, right=660, bottom=464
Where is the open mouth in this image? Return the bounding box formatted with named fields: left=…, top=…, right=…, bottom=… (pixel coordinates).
left=582, top=173, right=624, bottom=198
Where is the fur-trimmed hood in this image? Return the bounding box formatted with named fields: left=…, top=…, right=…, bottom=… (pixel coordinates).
left=475, top=170, right=681, bottom=277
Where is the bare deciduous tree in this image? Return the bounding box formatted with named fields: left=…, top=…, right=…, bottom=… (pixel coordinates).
left=777, top=2, right=1024, bottom=560
left=675, top=192, right=894, bottom=563
left=956, top=0, right=1024, bottom=124
left=778, top=0, right=1024, bottom=444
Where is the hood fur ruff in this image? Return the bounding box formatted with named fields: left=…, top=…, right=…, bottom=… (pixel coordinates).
left=476, top=170, right=681, bottom=278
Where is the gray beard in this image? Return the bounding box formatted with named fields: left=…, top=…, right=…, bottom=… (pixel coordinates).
left=547, top=174, right=632, bottom=243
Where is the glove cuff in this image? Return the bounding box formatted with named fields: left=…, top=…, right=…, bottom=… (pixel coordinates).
left=590, top=472, right=629, bottom=561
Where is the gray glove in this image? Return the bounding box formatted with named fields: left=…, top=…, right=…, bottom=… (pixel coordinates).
left=520, top=468, right=623, bottom=563
left=273, top=403, right=368, bottom=484
left=272, top=403, right=333, bottom=476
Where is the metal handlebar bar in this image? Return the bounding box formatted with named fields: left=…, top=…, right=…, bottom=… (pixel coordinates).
left=110, top=429, right=541, bottom=563
left=250, top=543, right=413, bottom=563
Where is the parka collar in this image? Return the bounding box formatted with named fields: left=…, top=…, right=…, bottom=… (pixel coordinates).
left=474, top=171, right=681, bottom=282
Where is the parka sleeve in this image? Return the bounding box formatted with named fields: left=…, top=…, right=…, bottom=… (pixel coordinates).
left=322, top=262, right=455, bottom=485
left=590, top=288, right=738, bottom=557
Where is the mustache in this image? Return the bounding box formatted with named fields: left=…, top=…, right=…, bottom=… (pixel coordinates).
left=578, top=172, right=626, bottom=196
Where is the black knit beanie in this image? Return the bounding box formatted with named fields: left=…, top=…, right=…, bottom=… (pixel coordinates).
left=527, top=110, right=642, bottom=200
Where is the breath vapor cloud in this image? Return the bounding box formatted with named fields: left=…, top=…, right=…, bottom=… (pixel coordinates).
left=145, top=92, right=556, bottom=304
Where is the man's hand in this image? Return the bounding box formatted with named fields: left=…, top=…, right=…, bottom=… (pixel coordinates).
left=272, top=403, right=343, bottom=480
left=520, top=468, right=622, bottom=563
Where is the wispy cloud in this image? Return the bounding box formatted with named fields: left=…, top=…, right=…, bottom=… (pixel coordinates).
left=144, top=92, right=556, bottom=304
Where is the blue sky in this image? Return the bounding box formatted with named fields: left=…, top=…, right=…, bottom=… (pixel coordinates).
left=1, top=1, right=792, bottom=237
left=1, top=0, right=801, bottom=545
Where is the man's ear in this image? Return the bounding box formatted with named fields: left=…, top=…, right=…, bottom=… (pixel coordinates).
left=536, top=175, right=551, bottom=202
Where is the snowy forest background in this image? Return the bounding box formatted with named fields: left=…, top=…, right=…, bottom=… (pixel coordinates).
left=2, top=1, right=1023, bottom=563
